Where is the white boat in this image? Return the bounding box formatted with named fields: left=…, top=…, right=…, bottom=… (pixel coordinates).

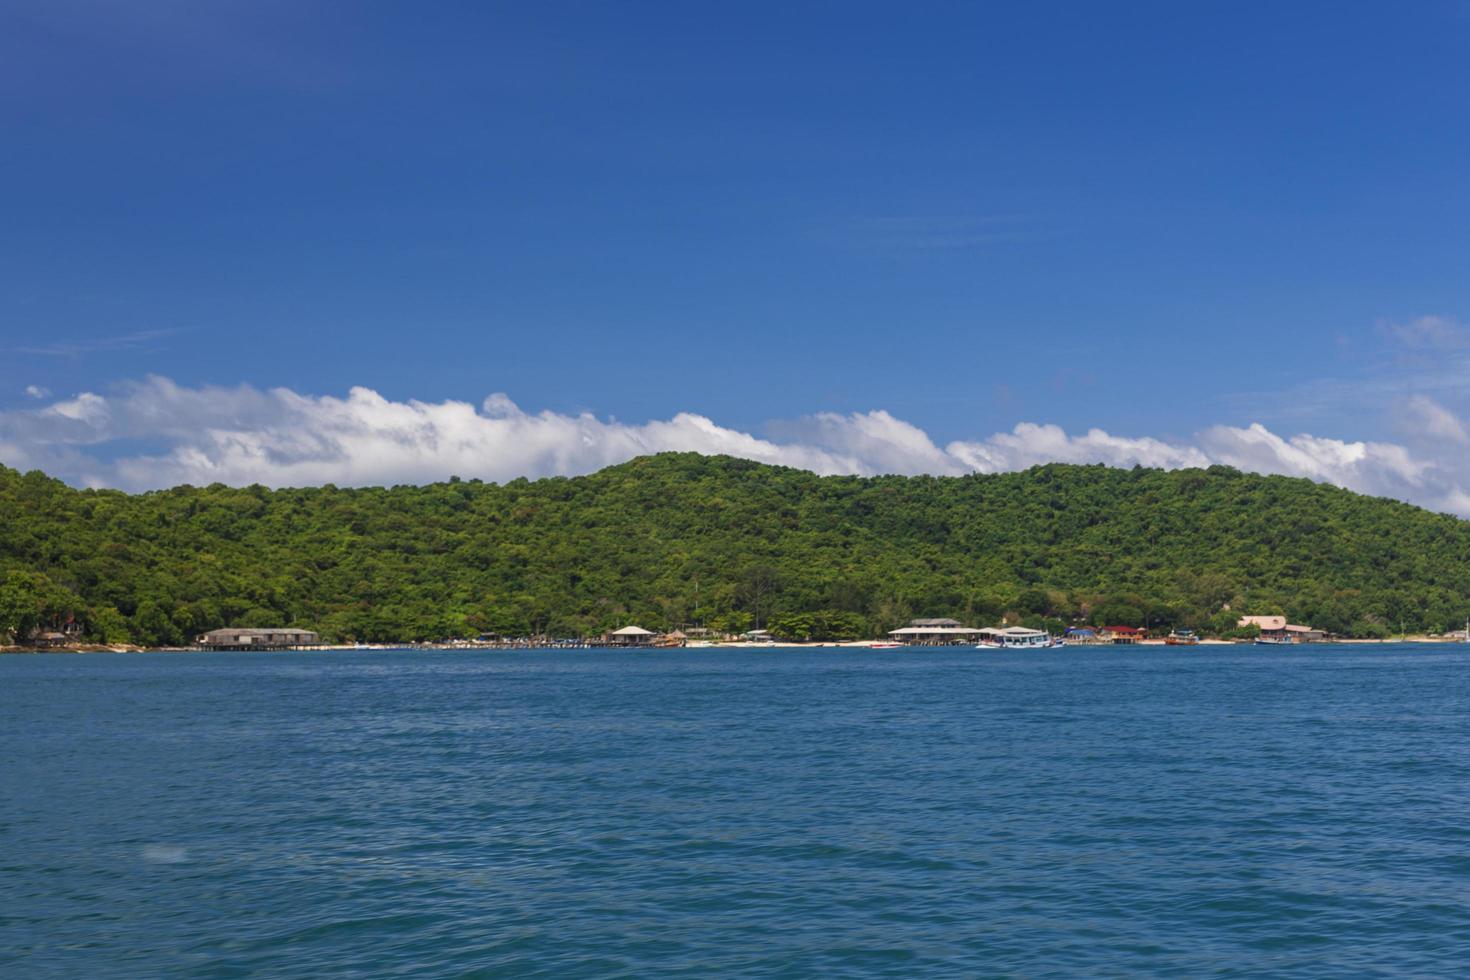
left=977, top=626, right=1057, bottom=650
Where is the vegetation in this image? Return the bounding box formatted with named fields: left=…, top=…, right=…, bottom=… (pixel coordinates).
left=2, top=453, right=1469, bottom=646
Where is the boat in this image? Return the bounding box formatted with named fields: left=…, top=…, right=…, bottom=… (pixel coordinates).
left=977, top=626, right=1057, bottom=650
left=870, top=641, right=903, bottom=649
left=1164, top=629, right=1199, bottom=646
left=1253, top=635, right=1294, bottom=645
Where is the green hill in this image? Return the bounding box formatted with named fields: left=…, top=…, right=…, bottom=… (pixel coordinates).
left=2, top=453, right=1467, bottom=644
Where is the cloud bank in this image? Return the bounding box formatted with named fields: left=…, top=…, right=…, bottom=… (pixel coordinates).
left=3, top=375, right=1469, bottom=516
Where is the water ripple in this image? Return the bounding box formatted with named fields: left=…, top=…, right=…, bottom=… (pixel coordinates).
left=4, top=645, right=1470, bottom=976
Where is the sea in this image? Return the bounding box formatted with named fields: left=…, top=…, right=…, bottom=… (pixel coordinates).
left=4, top=645, right=1470, bottom=977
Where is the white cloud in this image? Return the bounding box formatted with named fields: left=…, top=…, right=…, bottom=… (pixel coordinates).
left=1378, top=314, right=1470, bottom=350
left=23, top=385, right=50, bottom=399
left=948, top=423, right=1210, bottom=473
left=5, top=328, right=181, bottom=357
left=769, top=409, right=967, bottom=476
left=1406, top=395, right=1470, bottom=444
left=1197, top=423, right=1431, bottom=502
left=4, top=375, right=1470, bottom=517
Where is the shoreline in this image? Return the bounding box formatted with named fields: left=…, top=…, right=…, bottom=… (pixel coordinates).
left=7, top=636, right=1470, bottom=655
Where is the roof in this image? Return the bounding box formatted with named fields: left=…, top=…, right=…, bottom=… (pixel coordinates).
left=1065, top=627, right=1097, bottom=634
left=609, top=626, right=654, bottom=636
left=199, top=627, right=318, bottom=639
left=1000, top=627, right=1047, bottom=636
left=1239, top=615, right=1286, bottom=631
left=1103, top=625, right=1144, bottom=634
left=909, top=618, right=961, bottom=627
left=888, top=626, right=984, bottom=635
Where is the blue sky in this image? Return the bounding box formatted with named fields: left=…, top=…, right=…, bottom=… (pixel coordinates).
left=6, top=2, right=1470, bottom=507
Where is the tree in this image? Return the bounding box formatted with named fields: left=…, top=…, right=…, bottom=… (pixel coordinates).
left=2, top=453, right=1469, bottom=644
left=0, top=571, right=79, bottom=644
left=709, top=611, right=752, bottom=635
left=87, top=605, right=132, bottom=644
left=0, top=571, right=48, bottom=643
left=737, top=565, right=781, bottom=630
left=132, top=600, right=183, bottom=647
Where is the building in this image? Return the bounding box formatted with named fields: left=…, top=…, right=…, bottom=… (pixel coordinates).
left=887, top=618, right=984, bottom=646
left=1100, top=625, right=1145, bottom=644
left=601, top=625, right=656, bottom=647
left=1063, top=626, right=1102, bottom=645
left=196, top=628, right=321, bottom=651
left=1238, top=615, right=1320, bottom=642
left=22, top=618, right=83, bottom=648
left=1238, top=615, right=1287, bottom=639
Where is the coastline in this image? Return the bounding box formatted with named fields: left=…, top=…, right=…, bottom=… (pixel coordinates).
left=7, top=636, right=1470, bottom=654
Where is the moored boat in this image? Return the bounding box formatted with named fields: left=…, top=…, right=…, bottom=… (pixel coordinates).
left=978, top=626, right=1057, bottom=649
left=1164, top=629, right=1199, bottom=646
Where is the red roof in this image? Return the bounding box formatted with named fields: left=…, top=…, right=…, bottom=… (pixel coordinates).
left=1103, top=625, right=1144, bottom=634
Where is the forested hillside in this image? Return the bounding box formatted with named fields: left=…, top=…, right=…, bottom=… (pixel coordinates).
left=2, top=453, right=1468, bottom=644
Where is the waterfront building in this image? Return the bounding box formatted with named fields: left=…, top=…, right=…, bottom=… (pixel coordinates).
left=602, top=625, right=656, bottom=647
left=196, top=628, right=321, bottom=651
left=1238, top=615, right=1321, bottom=642
left=887, top=618, right=984, bottom=646
left=1100, top=625, right=1145, bottom=644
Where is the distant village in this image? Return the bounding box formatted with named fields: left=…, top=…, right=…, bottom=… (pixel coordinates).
left=21, top=613, right=1470, bottom=653
left=161, top=615, right=1362, bottom=652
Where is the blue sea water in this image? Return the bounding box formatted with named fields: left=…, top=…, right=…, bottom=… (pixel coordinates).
left=4, top=646, right=1470, bottom=977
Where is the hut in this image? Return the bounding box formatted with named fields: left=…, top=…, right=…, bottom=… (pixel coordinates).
left=602, top=625, right=656, bottom=648
left=196, top=628, right=321, bottom=651
left=1100, top=625, right=1145, bottom=645
left=23, top=619, right=82, bottom=648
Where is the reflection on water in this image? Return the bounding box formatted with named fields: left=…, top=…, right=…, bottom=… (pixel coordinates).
left=140, top=845, right=189, bottom=865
